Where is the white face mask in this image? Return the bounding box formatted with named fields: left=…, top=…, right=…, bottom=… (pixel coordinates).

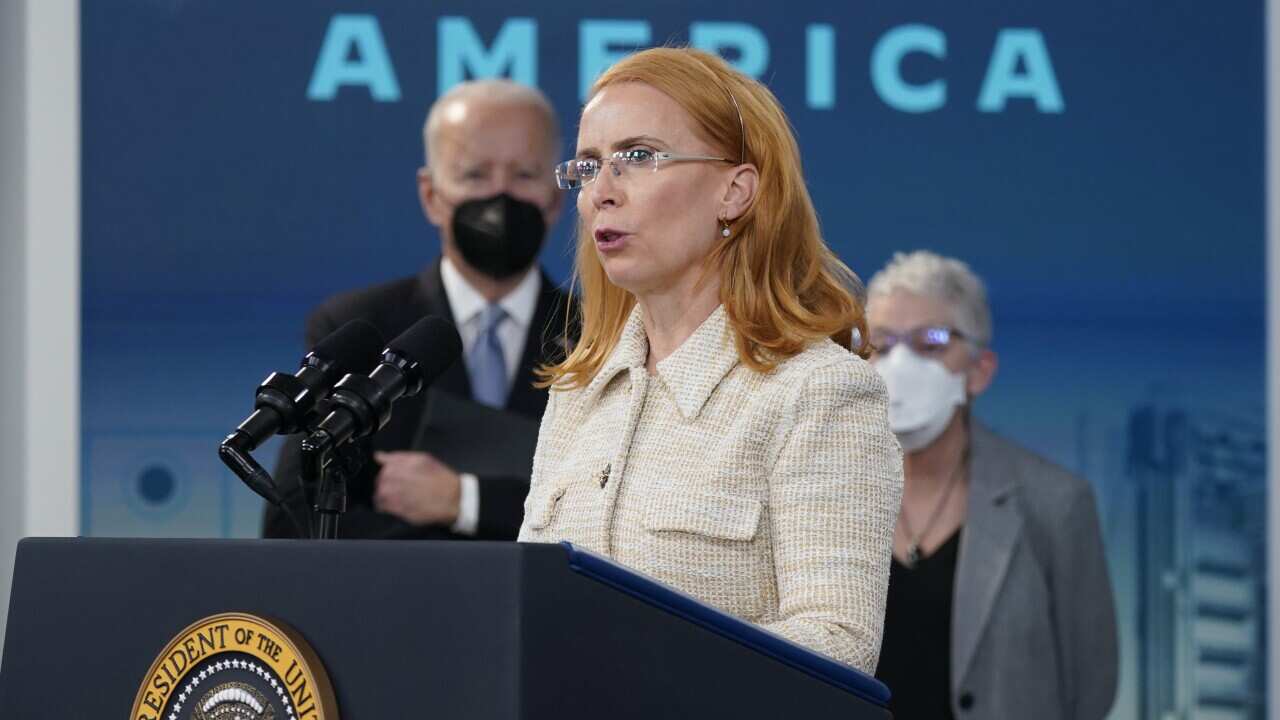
left=874, top=345, right=967, bottom=452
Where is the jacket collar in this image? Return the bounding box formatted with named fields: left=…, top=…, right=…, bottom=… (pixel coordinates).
left=654, top=305, right=739, bottom=420
left=968, top=422, right=1019, bottom=504
left=952, top=421, right=1024, bottom=688
left=581, top=304, right=648, bottom=402
left=583, top=304, right=740, bottom=420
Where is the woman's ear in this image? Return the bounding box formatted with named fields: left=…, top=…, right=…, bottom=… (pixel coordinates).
left=720, top=164, right=759, bottom=222
left=966, top=348, right=999, bottom=398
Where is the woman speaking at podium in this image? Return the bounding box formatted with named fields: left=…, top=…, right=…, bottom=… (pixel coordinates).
left=519, top=47, right=903, bottom=673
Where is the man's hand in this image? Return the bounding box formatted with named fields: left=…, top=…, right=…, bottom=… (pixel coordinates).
left=372, top=451, right=462, bottom=526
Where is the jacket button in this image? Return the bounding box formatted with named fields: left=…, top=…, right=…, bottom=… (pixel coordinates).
left=598, top=463, right=611, bottom=488
left=958, top=692, right=975, bottom=711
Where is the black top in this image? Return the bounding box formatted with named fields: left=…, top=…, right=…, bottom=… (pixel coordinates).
left=875, top=529, right=962, bottom=720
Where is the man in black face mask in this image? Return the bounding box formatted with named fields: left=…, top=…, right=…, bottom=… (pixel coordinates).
left=262, top=80, right=570, bottom=540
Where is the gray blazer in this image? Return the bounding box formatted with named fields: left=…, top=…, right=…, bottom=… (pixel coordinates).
left=950, top=424, right=1118, bottom=719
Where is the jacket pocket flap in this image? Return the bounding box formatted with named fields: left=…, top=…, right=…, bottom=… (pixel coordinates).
left=642, top=492, right=763, bottom=541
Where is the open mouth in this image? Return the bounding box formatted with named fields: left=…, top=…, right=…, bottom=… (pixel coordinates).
left=594, top=228, right=628, bottom=251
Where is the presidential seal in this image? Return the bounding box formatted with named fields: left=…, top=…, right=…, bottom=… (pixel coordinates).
left=130, top=613, right=338, bottom=720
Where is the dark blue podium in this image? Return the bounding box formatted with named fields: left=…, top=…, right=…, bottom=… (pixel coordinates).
left=0, top=538, right=890, bottom=718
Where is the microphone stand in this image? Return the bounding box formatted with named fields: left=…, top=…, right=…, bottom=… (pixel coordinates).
left=300, top=431, right=367, bottom=539
left=315, top=465, right=347, bottom=540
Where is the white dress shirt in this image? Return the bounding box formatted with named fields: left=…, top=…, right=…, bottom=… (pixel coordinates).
left=438, top=257, right=541, bottom=534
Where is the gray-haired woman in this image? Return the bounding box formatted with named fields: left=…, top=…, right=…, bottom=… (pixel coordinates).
left=867, top=250, right=1118, bottom=720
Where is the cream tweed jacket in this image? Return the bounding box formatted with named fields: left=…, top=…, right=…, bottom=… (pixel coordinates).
left=518, top=304, right=903, bottom=673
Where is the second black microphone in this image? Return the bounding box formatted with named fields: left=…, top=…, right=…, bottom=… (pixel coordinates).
left=303, top=315, right=463, bottom=455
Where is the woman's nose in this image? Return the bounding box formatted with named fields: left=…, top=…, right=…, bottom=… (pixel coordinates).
left=589, top=160, right=623, bottom=209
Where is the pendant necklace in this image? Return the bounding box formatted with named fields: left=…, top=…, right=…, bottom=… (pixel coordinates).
left=900, top=450, right=967, bottom=568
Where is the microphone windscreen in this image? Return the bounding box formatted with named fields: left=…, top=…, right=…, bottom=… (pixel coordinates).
left=312, top=319, right=386, bottom=376
left=386, top=315, right=463, bottom=384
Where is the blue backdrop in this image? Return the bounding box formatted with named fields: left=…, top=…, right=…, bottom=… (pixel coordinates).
left=81, top=2, right=1266, bottom=717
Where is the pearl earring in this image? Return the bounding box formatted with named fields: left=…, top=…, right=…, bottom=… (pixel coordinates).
left=721, top=219, right=731, bottom=238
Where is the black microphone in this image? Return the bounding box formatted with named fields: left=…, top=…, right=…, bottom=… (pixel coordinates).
left=302, top=316, right=462, bottom=455
left=219, top=319, right=385, bottom=505
left=224, top=319, right=385, bottom=451
left=302, top=316, right=461, bottom=539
